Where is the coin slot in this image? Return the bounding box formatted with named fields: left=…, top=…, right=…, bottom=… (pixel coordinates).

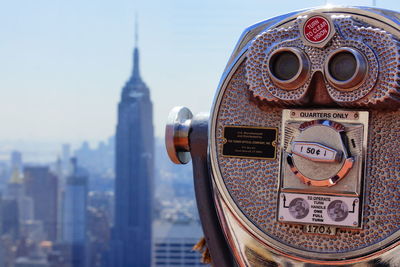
left=351, top=138, right=356, bottom=149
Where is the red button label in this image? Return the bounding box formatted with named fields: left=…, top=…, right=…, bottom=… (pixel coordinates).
left=303, top=16, right=331, bottom=44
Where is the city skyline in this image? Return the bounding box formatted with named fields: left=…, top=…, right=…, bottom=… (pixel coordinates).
left=2, top=0, right=399, bottom=144
left=0, top=32, right=203, bottom=265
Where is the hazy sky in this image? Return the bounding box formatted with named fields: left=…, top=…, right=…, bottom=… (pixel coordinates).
left=1, top=0, right=399, bottom=145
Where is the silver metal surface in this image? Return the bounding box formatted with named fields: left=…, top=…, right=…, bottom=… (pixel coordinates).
left=208, top=6, right=400, bottom=266
left=165, top=106, right=193, bottom=164
left=324, top=47, right=368, bottom=91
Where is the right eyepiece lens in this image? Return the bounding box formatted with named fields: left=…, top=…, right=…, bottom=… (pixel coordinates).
left=325, top=48, right=367, bottom=90
left=269, top=51, right=300, bottom=81
left=328, top=52, right=357, bottom=81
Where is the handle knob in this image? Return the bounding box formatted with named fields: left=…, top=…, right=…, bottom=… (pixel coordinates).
left=165, top=106, right=193, bottom=164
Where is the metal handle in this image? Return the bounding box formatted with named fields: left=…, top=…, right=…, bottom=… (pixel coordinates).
left=165, top=106, right=193, bottom=164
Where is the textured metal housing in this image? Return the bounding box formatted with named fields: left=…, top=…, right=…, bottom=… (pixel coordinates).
left=209, top=6, right=400, bottom=266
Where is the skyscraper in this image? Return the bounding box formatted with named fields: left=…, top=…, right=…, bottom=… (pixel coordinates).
left=11, top=151, right=23, bottom=172
left=61, top=144, right=71, bottom=176
left=24, top=166, right=58, bottom=241
left=62, top=158, right=88, bottom=267
left=112, top=28, right=154, bottom=266
left=1, top=197, right=19, bottom=240
left=6, top=167, right=34, bottom=225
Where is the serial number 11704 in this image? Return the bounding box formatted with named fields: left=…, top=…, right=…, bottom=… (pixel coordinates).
left=302, top=224, right=337, bottom=236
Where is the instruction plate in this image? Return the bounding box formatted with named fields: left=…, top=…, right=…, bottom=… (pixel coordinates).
left=278, top=192, right=360, bottom=227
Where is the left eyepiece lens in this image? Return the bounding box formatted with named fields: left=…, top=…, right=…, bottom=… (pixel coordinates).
left=267, top=47, right=310, bottom=90
left=270, top=51, right=299, bottom=81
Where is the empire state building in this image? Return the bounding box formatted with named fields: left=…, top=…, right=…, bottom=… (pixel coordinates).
left=112, top=33, right=154, bottom=266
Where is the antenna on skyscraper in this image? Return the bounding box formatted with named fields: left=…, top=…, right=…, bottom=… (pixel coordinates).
left=135, top=13, right=139, bottom=48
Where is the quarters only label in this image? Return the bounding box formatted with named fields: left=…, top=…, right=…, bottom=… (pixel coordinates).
left=278, top=192, right=360, bottom=228
left=222, top=126, right=277, bottom=160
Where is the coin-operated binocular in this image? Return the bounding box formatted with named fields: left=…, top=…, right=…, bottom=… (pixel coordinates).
left=166, top=6, right=400, bottom=267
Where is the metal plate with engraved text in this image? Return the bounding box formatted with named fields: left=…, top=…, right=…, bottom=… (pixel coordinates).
left=222, top=126, right=277, bottom=160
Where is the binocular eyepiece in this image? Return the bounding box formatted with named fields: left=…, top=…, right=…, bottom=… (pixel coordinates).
left=166, top=6, right=400, bottom=267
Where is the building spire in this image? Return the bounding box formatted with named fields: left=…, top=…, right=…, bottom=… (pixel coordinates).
left=121, top=13, right=150, bottom=99
left=135, top=14, right=138, bottom=48
left=132, top=14, right=141, bottom=81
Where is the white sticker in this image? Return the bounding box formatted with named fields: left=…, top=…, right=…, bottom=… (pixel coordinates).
left=292, top=141, right=340, bottom=162
left=278, top=193, right=360, bottom=227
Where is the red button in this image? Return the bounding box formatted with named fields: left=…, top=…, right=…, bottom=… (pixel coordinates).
left=303, top=16, right=331, bottom=44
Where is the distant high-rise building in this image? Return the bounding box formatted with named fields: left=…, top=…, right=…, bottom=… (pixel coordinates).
left=1, top=197, right=19, bottom=240
left=6, top=168, right=24, bottom=199
left=6, top=168, right=34, bottom=224
left=152, top=221, right=205, bottom=267
left=11, top=151, right=23, bottom=172
left=55, top=157, right=65, bottom=242
left=88, top=191, right=114, bottom=226
left=61, top=158, right=88, bottom=267
left=87, top=206, right=111, bottom=267
left=87, top=191, right=113, bottom=267
left=24, top=166, right=58, bottom=241
left=61, top=144, right=71, bottom=176
left=111, top=27, right=154, bottom=266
